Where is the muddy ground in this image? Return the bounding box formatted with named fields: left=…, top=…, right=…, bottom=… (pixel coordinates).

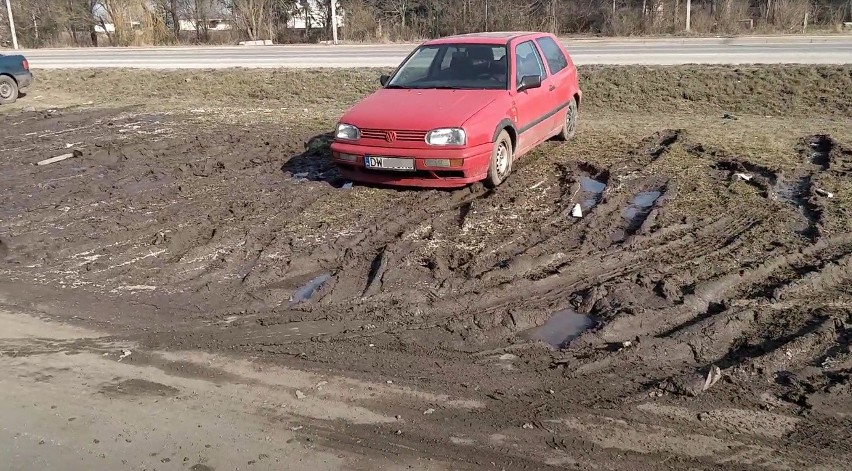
left=2, top=66, right=852, bottom=470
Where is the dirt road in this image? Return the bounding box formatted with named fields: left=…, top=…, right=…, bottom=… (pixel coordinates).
left=0, top=309, right=468, bottom=470
left=1, top=66, right=852, bottom=469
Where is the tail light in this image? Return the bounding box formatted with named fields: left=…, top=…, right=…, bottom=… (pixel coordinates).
left=22, top=59, right=29, bottom=70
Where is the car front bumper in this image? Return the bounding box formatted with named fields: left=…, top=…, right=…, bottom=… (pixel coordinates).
left=329, top=141, right=493, bottom=189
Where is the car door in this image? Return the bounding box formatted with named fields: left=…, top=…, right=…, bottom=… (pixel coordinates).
left=511, top=39, right=554, bottom=153
left=535, top=36, right=575, bottom=133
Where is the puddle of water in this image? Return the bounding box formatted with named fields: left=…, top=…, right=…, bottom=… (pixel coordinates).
left=772, top=176, right=818, bottom=235
left=622, top=191, right=662, bottom=226
left=579, top=177, right=607, bottom=210
left=520, top=309, right=595, bottom=349
left=611, top=190, right=662, bottom=243
left=810, top=152, right=829, bottom=169
left=808, top=136, right=831, bottom=170
left=772, top=177, right=809, bottom=206
left=288, top=273, right=332, bottom=307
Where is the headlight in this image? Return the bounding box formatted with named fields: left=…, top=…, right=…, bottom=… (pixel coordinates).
left=335, top=123, right=360, bottom=140
left=426, top=128, right=466, bottom=146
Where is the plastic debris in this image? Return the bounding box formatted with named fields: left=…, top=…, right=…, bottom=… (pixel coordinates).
left=702, top=365, right=722, bottom=392
left=423, top=408, right=435, bottom=415
left=37, top=150, right=81, bottom=166
left=571, top=203, right=583, bottom=218
left=341, top=182, right=354, bottom=190
left=815, top=188, right=834, bottom=198
left=118, top=350, right=132, bottom=361
left=734, top=172, right=753, bottom=181
left=660, top=364, right=723, bottom=397
left=295, top=390, right=307, bottom=399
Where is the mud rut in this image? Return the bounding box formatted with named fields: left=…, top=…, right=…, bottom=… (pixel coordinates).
left=2, top=109, right=851, bottom=468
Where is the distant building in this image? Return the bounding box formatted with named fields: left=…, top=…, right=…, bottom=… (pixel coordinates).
left=287, top=0, right=345, bottom=30
left=94, top=21, right=142, bottom=34
left=178, top=18, right=233, bottom=32
left=91, top=1, right=343, bottom=37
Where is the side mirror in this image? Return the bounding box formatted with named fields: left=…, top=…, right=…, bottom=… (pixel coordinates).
left=517, top=75, right=542, bottom=92
left=379, top=74, right=390, bottom=86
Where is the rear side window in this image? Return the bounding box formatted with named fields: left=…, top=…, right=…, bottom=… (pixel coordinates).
left=536, top=37, right=569, bottom=74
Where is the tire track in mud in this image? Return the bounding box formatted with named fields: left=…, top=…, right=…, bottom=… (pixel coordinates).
left=310, top=130, right=845, bottom=355
left=5, top=112, right=852, bottom=434
left=390, top=131, right=852, bottom=422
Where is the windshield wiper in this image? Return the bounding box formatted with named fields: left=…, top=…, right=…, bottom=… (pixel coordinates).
left=384, top=84, right=409, bottom=89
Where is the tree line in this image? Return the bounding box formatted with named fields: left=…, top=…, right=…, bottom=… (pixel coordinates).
left=1, top=0, right=850, bottom=48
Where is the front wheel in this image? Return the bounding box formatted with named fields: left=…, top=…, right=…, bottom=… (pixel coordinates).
left=484, top=130, right=513, bottom=188
left=556, top=97, right=578, bottom=141
left=0, top=76, right=19, bottom=105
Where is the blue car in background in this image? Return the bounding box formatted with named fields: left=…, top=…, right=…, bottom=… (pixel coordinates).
left=0, top=53, right=33, bottom=105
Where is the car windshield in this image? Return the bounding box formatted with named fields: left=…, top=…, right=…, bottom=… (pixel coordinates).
left=387, top=43, right=508, bottom=90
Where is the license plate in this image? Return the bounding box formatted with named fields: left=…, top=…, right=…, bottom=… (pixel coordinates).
left=364, top=156, right=415, bottom=171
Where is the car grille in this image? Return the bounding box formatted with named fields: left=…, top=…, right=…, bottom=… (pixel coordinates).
left=360, top=128, right=427, bottom=142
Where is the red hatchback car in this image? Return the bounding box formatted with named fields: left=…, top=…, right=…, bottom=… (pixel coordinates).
left=330, top=31, right=581, bottom=188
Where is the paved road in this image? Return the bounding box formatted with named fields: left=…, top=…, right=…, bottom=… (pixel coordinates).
left=16, top=36, right=852, bottom=69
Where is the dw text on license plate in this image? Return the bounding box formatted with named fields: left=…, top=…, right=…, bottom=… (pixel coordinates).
left=364, top=156, right=415, bottom=171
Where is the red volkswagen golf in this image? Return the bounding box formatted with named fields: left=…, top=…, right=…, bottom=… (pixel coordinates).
left=330, top=31, right=581, bottom=188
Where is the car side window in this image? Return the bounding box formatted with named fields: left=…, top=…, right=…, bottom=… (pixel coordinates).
left=536, top=37, right=569, bottom=74
left=514, top=40, right=547, bottom=86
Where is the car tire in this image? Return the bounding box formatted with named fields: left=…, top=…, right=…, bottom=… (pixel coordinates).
left=0, top=75, right=19, bottom=105
left=557, top=97, right=578, bottom=141
left=484, top=130, right=513, bottom=188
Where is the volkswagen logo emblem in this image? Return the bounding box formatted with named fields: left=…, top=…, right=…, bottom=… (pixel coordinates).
left=384, top=131, right=397, bottom=142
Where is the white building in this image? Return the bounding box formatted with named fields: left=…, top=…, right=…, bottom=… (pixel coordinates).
left=287, top=0, right=345, bottom=30
left=178, top=19, right=233, bottom=31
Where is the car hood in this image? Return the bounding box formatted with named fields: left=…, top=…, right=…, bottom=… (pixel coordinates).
left=340, top=88, right=503, bottom=130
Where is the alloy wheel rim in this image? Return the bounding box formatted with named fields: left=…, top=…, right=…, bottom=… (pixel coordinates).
left=566, top=103, right=577, bottom=134
left=0, top=83, right=11, bottom=99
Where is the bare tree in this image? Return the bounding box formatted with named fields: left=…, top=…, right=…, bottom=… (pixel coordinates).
left=231, top=0, right=272, bottom=39
left=3, top=0, right=849, bottom=47
left=192, top=0, right=212, bottom=42
left=98, top=0, right=138, bottom=46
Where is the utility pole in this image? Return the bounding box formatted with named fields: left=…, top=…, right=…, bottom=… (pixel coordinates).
left=485, top=0, right=489, bottom=32
left=330, top=0, right=338, bottom=44
left=686, top=0, right=691, bottom=32
left=5, top=0, right=18, bottom=49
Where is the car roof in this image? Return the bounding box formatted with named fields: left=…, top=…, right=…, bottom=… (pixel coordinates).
left=423, top=31, right=546, bottom=46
